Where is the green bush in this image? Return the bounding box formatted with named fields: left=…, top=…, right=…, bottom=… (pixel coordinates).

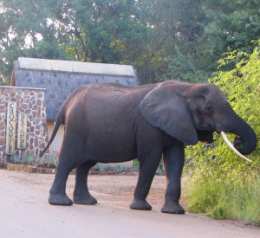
left=185, top=41, right=260, bottom=224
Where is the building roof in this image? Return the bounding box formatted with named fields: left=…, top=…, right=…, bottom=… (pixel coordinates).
left=13, top=57, right=138, bottom=121
left=17, top=57, right=136, bottom=77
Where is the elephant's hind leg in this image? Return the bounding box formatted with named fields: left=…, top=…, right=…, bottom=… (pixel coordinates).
left=48, top=157, right=75, bottom=206
left=73, top=161, right=97, bottom=205
left=49, top=132, right=82, bottom=206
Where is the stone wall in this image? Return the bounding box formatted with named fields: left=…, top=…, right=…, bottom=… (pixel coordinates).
left=0, top=86, right=48, bottom=165
left=14, top=68, right=138, bottom=121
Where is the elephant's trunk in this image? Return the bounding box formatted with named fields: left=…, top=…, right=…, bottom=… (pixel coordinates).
left=223, top=115, right=257, bottom=155
left=220, top=132, right=253, bottom=162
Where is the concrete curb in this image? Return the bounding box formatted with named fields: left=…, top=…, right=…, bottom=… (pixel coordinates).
left=6, top=163, right=55, bottom=174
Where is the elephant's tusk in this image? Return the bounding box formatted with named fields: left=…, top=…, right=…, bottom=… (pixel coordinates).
left=220, top=131, right=253, bottom=163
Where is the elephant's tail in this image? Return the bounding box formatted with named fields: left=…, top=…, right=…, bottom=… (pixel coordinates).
left=39, top=108, right=65, bottom=158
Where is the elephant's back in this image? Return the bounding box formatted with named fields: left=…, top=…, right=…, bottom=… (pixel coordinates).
left=82, top=83, right=154, bottom=114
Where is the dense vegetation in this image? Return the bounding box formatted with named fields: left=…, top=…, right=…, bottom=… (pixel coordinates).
left=186, top=42, right=260, bottom=224
left=0, top=0, right=260, bottom=83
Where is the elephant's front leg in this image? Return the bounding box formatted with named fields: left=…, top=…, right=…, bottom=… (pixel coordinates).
left=161, top=141, right=185, bottom=214
left=130, top=149, right=162, bottom=211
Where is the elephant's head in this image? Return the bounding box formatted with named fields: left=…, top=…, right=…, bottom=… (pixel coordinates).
left=139, top=81, right=257, bottom=156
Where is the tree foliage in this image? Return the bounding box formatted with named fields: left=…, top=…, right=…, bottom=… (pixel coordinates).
left=0, top=0, right=260, bottom=84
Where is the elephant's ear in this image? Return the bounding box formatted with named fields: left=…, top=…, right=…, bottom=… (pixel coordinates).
left=139, top=84, right=198, bottom=145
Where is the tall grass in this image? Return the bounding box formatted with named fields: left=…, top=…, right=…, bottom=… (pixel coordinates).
left=186, top=170, right=260, bottom=225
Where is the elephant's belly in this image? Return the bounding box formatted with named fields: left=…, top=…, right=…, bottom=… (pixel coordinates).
left=84, top=137, right=137, bottom=163
left=82, top=99, right=138, bottom=162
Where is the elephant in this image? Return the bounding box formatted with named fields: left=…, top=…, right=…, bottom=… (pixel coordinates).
left=41, top=80, right=256, bottom=214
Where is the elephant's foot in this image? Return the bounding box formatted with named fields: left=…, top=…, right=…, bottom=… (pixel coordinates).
left=130, top=199, right=152, bottom=211
left=48, top=193, right=73, bottom=206
left=161, top=200, right=185, bottom=214
left=73, top=193, right=97, bottom=205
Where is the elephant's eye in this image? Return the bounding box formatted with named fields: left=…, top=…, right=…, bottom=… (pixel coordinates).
left=205, top=105, right=213, bottom=114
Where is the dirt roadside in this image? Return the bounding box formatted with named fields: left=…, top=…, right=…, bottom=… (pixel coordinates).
left=0, top=169, right=259, bottom=238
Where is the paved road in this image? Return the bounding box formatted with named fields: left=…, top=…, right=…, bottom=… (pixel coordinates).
left=0, top=169, right=259, bottom=238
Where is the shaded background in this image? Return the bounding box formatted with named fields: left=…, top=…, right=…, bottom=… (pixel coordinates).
left=0, top=0, right=260, bottom=84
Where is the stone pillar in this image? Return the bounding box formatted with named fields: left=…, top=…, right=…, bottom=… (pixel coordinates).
left=0, top=86, right=48, bottom=165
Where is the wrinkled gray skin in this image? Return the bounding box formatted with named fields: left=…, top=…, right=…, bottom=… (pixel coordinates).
left=41, top=80, right=256, bottom=214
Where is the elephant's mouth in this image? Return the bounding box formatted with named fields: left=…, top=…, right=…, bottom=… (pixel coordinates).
left=197, top=130, right=253, bottom=162
left=197, top=130, right=214, bottom=144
